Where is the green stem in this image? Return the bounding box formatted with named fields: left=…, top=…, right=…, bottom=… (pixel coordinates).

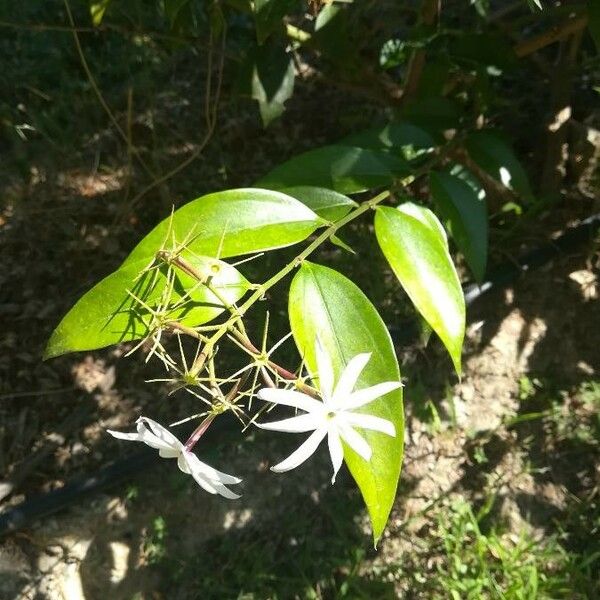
left=189, top=189, right=391, bottom=376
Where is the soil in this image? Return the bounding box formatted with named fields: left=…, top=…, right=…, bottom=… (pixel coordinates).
left=1, top=207, right=598, bottom=598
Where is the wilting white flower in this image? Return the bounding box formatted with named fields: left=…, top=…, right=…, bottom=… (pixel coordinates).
left=256, top=343, right=400, bottom=483
left=107, top=417, right=242, bottom=499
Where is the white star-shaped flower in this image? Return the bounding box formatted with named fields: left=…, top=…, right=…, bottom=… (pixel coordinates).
left=107, top=417, right=242, bottom=499
left=256, top=343, right=400, bottom=483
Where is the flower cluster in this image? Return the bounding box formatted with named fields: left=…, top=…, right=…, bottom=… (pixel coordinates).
left=108, top=343, right=400, bottom=498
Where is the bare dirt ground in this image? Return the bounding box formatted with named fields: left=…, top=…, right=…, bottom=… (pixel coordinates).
left=1, top=208, right=597, bottom=598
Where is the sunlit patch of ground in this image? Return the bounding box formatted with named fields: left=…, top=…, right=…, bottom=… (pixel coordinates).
left=1, top=245, right=597, bottom=599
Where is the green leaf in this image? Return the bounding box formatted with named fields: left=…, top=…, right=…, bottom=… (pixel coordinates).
left=430, top=171, right=488, bottom=282
left=257, top=145, right=411, bottom=194
left=402, top=96, right=462, bottom=136
left=45, top=255, right=251, bottom=358
left=396, top=201, right=448, bottom=246
left=288, top=262, right=404, bottom=545
left=280, top=186, right=357, bottom=221
left=312, top=3, right=357, bottom=69
left=374, top=204, right=465, bottom=375
left=341, top=122, right=437, bottom=160
left=122, top=188, right=324, bottom=267
left=90, top=0, right=111, bottom=26
left=249, top=42, right=295, bottom=126
left=253, top=0, right=297, bottom=44
left=465, top=130, right=533, bottom=200
left=330, top=234, right=355, bottom=254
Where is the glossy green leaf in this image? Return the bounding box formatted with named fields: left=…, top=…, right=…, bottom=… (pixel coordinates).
left=465, top=130, right=533, bottom=200
left=341, top=122, right=437, bottom=160
left=257, top=145, right=411, bottom=194
left=430, top=171, right=488, bottom=282
left=280, top=186, right=357, bottom=222
left=45, top=255, right=251, bottom=359
left=375, top=204, right=465, bottom=375
left=312, top=2, right=356, bottom=68
left=288, top=262, right=404, bottom=545
left=330, top=234, right=355, bottom=254
left=122, top=188, right=324, bottom=267
left=253, top=0, right=297, bottom=44
left=249, top=42, right=295, bottom=126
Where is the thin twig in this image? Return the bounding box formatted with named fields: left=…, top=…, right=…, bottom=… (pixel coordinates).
left=402, top=0, right=440, bottom=105
left=116, top=26, right=227, bottom=221
left=62, top=0, right=157, bottom=180
left=514, top=15, right=588, bottom=58
left=0, top=19, right=217, bottom=50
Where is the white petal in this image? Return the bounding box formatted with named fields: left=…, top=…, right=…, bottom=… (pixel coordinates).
left=343, top=412, right=396, bottom=437
left=190, top=470, right=219, bottom=495
left=270, top=427, right=328, bottom=473
left=139, top=417, right=183, bottom=450
left=183, top=451, right=242, bottom=485
left=107, top=429, right=141, bottom=442
left=182, top=452, right=242, bottom=499
left=331, top=353, right=371, bottom=407
left=338, top=423, right=372, bottom=461
left=158, top=447, right=181, bottom=459
left=210, top=481, right=242, bottom=500
left=177, top=452, right=191, bottom=474
left=344, top=381, right=402, bottom=410
left=315, top=339, right=334, bottom=400
left=255, top=413, right=320, bottom=433
left=327, top=427, right=344, bottom=484
left=257, top=388, right=324, bottom=413
left=134, top=421, right=178, bottom=453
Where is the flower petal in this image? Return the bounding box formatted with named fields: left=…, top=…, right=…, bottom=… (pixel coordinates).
left=331, top=353, right=371, bottom=407
left=255, top=413, right=320, bottom=433
left=178, top=452, right=191, bottom=474
left=327, top=426, right=344, bottom=484
left=270, top=427, right=328, bottom=473
left=183, top=452, right=242, bottom=499
left=139, top=417, right=183, bottom=450
left=343, top=412, right=396, bottom=437
left=338, top=422, right=372, bottom=461
left=257, top=388, right=324, bottom=413
left=183, top=451, right=242, bottom=485
left=158, top=448, right=181, bottom=459
left=134, top=421, right=178, bottom=453
left=315, top=339, right=334, bottom=401
left=344, top=381, right=402, bottom=410
left=189, top=470, right=219, bottom=495
left=107, top=429, right=141, bottom=442
left=210, top=481, right=242, bottom=500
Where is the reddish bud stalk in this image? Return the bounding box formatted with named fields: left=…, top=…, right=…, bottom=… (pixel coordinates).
left=184, top=413, right=216, bottom=451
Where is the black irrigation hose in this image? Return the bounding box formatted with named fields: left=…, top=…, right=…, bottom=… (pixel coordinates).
left=463, top=213, right=600, bottom=306
left=1, top=213, right=598, bottom=537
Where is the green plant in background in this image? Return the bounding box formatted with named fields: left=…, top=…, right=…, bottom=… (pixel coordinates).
left=426, top=498, right=597, bottom=600
left=143, top=515, right=168, bottom=565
